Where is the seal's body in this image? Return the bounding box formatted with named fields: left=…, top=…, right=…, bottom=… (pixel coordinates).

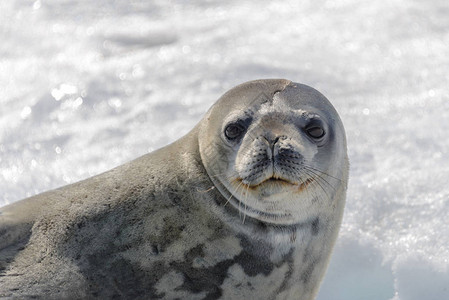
left=0, top=79, right=348, bottom=299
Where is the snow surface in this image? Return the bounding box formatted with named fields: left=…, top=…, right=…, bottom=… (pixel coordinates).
left=1, top=0, right=448, bottom=299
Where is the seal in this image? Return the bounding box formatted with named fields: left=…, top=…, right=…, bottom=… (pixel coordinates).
left=0, top=79, right=348, bottom=300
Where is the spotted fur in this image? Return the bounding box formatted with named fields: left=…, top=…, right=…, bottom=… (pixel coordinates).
left=0, top=79, right=348, bottom=299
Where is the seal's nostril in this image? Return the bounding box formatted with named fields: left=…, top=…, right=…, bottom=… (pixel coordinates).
left=270, top=137, right=282, bottom=165
left=271, top=136, right=283, bottom=153
left=260, top=135, right=281, bottom=146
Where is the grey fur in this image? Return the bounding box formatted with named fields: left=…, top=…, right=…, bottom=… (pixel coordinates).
left=0, top=79, right=348, bottom=300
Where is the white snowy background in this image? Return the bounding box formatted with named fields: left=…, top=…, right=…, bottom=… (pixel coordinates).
left=1, top=0, right=448, bottom=299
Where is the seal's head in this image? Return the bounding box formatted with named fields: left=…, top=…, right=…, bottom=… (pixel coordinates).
left=199, top=79, right=348, bottom=226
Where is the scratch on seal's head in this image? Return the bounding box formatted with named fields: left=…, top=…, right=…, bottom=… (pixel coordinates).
left=198, top=79, right=348, bottom=226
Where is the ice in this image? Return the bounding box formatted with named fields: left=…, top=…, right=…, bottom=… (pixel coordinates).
left=1, top=0, right=448, bottom=298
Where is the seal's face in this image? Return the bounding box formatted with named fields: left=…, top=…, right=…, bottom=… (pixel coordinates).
left=199, top=80, right=347, bottom=226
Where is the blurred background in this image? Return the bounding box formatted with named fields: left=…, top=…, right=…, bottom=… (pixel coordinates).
left=1, top=0, right=448, bottom=299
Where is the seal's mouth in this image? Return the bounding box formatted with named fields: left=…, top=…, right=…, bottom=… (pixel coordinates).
left=236, top=176, right=313, bottom=192
left=263, top=177, right=291, bottom=184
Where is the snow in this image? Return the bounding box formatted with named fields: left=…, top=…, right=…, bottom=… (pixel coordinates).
left=1, top=0, right=448, bottom=299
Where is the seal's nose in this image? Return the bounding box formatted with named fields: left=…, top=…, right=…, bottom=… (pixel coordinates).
left=260, top=134, right=283, bottom=154
left=264, top=135, right=287, bottom=162
left=262, top=133, right=283, bottom=145
left=271, top=136, right=281, bottom=154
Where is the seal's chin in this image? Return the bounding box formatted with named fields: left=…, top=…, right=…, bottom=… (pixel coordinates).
left=222, top=176, right=317, bottom=225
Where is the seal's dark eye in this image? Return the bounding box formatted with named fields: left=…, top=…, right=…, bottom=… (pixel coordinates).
left=306, top=126, right=325, bottom=139
left=225, top=123, right=245, bottom=140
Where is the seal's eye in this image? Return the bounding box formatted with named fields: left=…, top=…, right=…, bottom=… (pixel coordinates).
left=225, top=123, right=245, bottom=140
left=306, top=126, right=325, bottom=139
